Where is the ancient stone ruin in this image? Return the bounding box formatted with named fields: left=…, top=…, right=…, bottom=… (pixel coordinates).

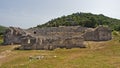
left=3, top=26, right=112, bottom=50
left=83, top=26, right=112, bottom=41
left=3, top=27, right=26, bottom=45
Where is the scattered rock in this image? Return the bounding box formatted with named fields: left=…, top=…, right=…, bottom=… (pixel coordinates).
left=29, top=55, right=45, bottom=60
left=29, top=55, right=57, bottom=60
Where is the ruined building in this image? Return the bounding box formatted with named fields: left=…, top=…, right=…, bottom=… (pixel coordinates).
left=3, top=26, right=112, bottom=50
left=83, top=26, right=112, bottom=41
left=3, top=27, right=26, bottom=45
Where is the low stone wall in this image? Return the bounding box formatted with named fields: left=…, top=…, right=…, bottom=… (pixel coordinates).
left=19, top=35, right=85, bottom=50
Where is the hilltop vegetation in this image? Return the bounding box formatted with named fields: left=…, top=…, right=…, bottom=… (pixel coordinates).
left=0, top=25, right=7, bottom=44
left=0, top=25, right=7, bottom=35
left=37, top=12, right=120, bottom=31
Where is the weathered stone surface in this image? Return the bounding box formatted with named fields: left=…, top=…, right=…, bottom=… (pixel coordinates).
left=3, top=26, right=112, bottom=50
left=3, top=27, right=26, bottom=45
left=83, top=26, right=112, bottom=41
left=19, top=35, right=85, bottom=50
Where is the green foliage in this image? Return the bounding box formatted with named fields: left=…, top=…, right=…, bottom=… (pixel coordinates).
left=36, top=12, right=120, bottom=31
left=0, top=35, right=3, bottom=44
left=0, top=25, right=7, bottom=44
left=112, top=31, right=120, bottom=42
left=112, top=31, right=118, bottom=36
left=113, top=25, right=120, bottom=31
left=0, top=25, right=7, bottom=35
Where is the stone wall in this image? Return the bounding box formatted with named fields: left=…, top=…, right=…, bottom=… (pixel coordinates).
left=83, top=26, right=112, bottom=41
left=27, top=26, right=86, bottom=36
left=3, top=27, right=26, bottom=45
left=3, top=26, right=112, bottom=50
left=19, top=35, right=85, bottom=50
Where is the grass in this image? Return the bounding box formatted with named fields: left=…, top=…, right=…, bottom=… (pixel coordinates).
left=0, top=35, right=3, bottom=45
left=0, top=34, right=120, bottom=68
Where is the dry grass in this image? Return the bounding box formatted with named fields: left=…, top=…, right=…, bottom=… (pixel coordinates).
left=0, top=38, right=120, bottom=68
left=0, top=36, right=3, bottom=44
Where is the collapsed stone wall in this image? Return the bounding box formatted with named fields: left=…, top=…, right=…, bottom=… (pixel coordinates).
left=19, top=35, right=85, bottom=50
left=3, top=26, right=112, bottom=50
left=27, top=26, right=86, bottom=36
left=3, top=27, right=26, bottom=45
left=83, top=26, right=112, bottom=41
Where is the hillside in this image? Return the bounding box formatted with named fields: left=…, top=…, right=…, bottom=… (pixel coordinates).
left=37, top=12, right=120, bottom=31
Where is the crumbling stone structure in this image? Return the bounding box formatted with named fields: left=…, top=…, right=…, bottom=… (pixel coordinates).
left=3, top=27, right=26, bottom=45
left=3, top=26, right=112, bottom=50
left=19, top=26, right=86, bottom=50
left=19, top=35, right=85, bottom=50
left=83, top=26, right=112, bottom=41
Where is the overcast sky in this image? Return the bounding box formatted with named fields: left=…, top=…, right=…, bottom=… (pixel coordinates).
left=0, top=0, right=120, bottom=28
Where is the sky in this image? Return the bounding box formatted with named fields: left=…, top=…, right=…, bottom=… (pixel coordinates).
left=0, top=0, right=120, bottom=29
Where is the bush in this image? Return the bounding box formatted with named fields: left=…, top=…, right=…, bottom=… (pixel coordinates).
left=0, top=35, right=3, bottom=44
left=36, top=12, right=120, bottom=31
left=112, top=31, right=119, bottom=36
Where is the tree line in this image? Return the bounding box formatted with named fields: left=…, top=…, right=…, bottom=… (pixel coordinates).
left=37, top=12, right=120, bottom=31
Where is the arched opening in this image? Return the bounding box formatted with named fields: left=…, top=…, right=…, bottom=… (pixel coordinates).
left=34, top=31, right=36, bottom=34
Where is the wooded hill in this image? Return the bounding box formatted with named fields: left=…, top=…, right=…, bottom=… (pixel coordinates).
left=37, top=12, right=120, bottom=31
